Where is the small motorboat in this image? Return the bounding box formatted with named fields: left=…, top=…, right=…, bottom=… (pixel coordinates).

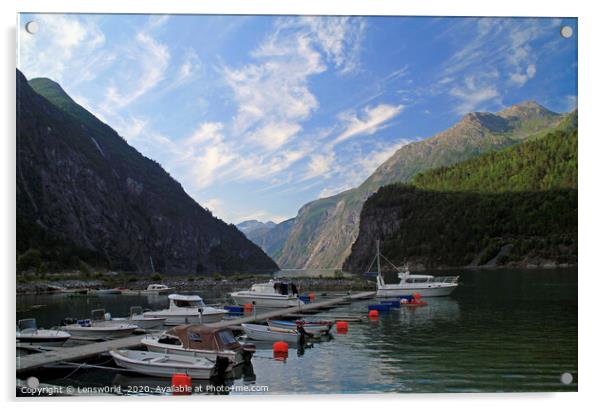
left=230, top=280, right=304, bottom=308
left=241, top=323, right=303, bottom=344
left=16, top=319, right=71, bottom=347
left=267, top=319, right=333, bottom=335
left=142, top=324, right=255, bottom=370
left=142, top=294, right=228, bottom=325
left=113, top=306, right=166, bottom=329
left=144, top=284, right=173, bottom=295
left=370, top=241, right=459, bottom=297
left=110, top=349, right=229, bottom=379
left=59, top=309, right=138, bottom=339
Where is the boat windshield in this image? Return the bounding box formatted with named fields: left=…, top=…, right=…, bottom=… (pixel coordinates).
left=217, top=330, right=238, bottom=346
left=173, top=299, right=204, bottom=308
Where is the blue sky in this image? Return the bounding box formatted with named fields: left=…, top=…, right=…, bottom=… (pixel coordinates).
left=17, top=14, right=577, bottom=224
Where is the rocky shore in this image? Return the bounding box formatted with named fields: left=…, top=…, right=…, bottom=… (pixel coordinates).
left=16, top=275, right=374, bottom=295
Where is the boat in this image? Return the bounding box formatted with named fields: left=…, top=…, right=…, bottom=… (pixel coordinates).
left=144, top=284, right=173, bottom=295
left=142, top=324, right=255, bottom=370
left=16, top=318, right=71, bottom=347
left=142, top=294, right=228, bottom=325
left=113, top=306, right=166, bottom=329
left=240, top=323, right=303, bottom=344
left=267, top=319, right=333, bottom=335
left=59, top=309, right=138, bottom=339
left=370, top=241, right=459, bottom=297
left=110, top=349, right=229, bottom=379
left=230, top=280, right=304, bottom=308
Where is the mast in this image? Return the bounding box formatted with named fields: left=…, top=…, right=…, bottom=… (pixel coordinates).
left=376, top=240, right=381, bottom=276
left=376, top=240, right=384, bottom=288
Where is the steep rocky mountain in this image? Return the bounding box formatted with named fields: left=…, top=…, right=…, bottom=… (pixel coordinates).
left=16, top=70, right=278, bottom=275
left=237, top=220, right=277, bottom=239
left=343, top=124, right=577, bottom=272
left=273, top=101, right=569, bottom=269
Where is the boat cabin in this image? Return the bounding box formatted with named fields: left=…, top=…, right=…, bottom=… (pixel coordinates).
left=147, top=284, right=169, bottom=291
left=159, top=324, right=242, bottom=352
left=168, top=294, right=207, bottom=309
left=250, top=280, right=299, bottom=295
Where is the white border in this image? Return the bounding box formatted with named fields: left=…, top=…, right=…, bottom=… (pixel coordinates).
left=2, top=1, right=600, bottom=409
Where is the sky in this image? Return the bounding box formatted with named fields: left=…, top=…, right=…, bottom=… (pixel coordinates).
left=17, top=14, right=578, bottom=224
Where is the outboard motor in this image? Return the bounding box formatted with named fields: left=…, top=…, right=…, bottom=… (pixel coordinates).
left=210, top=355, right=232, bottom=387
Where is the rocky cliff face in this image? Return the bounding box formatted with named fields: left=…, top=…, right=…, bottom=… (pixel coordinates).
left=16, top=70, right=278, bottom=274
left=273, top=101, right=567, bottom=269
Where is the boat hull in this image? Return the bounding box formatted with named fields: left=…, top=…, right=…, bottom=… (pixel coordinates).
left=60, top=324, right=137, bottom=339
left=142, top=337, right=240, bottom=371
left=376, top=283, right=458, bottom=297
left=230, top=293, right=303, bottom=308
left=267, top=320, right=332, bottom=335
left=16, top=330, right=71, bottom=347
left=110, top=350, right=216, bottom=379
left=113, top=317, right=166, bottom=329
left=241, top=324, right=300, bottom=343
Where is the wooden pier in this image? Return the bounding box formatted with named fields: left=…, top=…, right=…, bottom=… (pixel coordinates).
left=16, top=290, right=375, bottom=375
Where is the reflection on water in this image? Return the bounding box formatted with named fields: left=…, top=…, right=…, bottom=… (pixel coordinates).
left=16, top=268, right=577, bottom=394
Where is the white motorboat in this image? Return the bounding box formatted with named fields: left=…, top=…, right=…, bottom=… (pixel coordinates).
left=230, top=280, right=304, bottom=308
left=267, top=319, right=333, bottom=335
left=144, top=284, right=173, bottom=295
left=16, top=318, right=71, bottom=347
left=142, top=294, right=228, bottom=325
left=59, top=309, right=138, bottom=339
left=113, top=306, right=166, bottom=329
left=110, top=349, right=227, bottom=379
left=142, top=324, right=255, bottom=370
left=241, top=323, right=302, bottom=344
left=370, top=241, right=459, bottom=297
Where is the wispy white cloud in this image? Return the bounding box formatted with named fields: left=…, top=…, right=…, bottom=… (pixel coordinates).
left=333, top=104, right=405, bottom=145
left=19, top=14, right=107, bottom=84
left=439, top=18, right=562, bottom=113
left=450, top=72, right=501, bottom=114
left=101, top=31, right=170, bottom=112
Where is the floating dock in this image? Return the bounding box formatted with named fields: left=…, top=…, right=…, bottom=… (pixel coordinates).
left=16, top=290, right=375, bottom=375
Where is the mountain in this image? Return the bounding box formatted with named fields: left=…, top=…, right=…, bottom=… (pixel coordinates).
left=16, top=70, right=278, bottom=275
left=343, top=125, right=578, bottom=272
left=237, top=220, right=277, bottom=240
left=272, top=101, right=570, bottom=269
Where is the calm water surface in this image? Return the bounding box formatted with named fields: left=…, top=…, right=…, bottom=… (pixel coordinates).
left=16, top=268, right=577, bottom=394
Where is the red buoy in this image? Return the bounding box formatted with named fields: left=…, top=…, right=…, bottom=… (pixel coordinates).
left=243, top=303, right=253, bottom=312
left=368, top=309, right=379, bottom=318
left=336, top=321, right=348, bottom=334
left=171, top=373, right=192, bottom=395
left=273, top=341, right=289, bottom=360
left=309, top=292, right=316, bottom=302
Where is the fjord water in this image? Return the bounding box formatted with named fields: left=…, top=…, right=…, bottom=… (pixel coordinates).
left=16, top=268, right=577, bottom=394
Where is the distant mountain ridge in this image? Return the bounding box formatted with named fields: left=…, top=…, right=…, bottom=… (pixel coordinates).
left=17, top=70, right=278, bottom=275
left=265, top=101, right=572, bottom=269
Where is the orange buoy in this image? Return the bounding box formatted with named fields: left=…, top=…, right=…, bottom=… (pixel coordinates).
left=273, top=341, right=289, bottom=360
left=243, top=303, right=253, bottom=312
left=171, top=373, right=192, bottom=395
left=368, top=309, right=379, bottom=318
left=335, top=321, right=348, bottom=334
left=309, top=292, right=316, bottom=302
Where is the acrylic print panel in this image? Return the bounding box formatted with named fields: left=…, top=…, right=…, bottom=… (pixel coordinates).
left=16, top=13, right=577, bottom=396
